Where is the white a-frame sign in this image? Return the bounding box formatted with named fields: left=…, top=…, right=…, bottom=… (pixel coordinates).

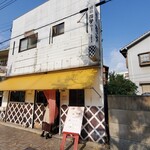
left=63, top=106, right=85, bottom=134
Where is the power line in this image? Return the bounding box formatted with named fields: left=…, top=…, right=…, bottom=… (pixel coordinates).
left=0, top=0, right=17, bottom=11
left=0, top=44, right=9, bottom=50
left=0, top=0, right=9, bottom=6
left=0, top=28, right=11, bottom=34
left=0, top=21, right=12, bottom=27
left=0, top=11, right=81, bottom=45
left=0, top=23, right=87, bottom=51
left=0, top=25, right=11, bottom=30
left=0, top=0, right=110, bottom=45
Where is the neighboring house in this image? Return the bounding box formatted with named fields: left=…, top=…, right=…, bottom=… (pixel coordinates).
left=120, top=31, right=150, bottom=95
left=117, top=71, right=129, bottom=79
left=0, top=48, right=9, bottom=118
left=0, top=48, right=8, bottom=79
left=0, top=0, right=106, bottom=143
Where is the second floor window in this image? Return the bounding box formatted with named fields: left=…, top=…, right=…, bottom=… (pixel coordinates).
left=19, top=33, right=38, bottom=52
left=52, top=23, right=64, bottom=37
left=138, top=52, right=150, bottom=66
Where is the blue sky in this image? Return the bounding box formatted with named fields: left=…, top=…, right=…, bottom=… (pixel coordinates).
left=101, top=0, right=150, bottom=72
left=0, top=0, right=150, bottom=72
left=0, top=0, right=47, bottom=44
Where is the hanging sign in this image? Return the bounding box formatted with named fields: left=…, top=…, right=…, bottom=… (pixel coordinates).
left=88, top=2, right=100, bottom=61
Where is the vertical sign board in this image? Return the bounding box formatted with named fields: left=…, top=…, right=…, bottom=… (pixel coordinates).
left=63, top=106, right=85, bottom=134
left=88, top=2, right=100, bottom=62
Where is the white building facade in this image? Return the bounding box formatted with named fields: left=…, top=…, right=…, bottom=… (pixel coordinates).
left=120, top=31, right=150, bottom=95
left=0, top=0, right=106, bottom=143
left=0, top=49, right=9, bottom=119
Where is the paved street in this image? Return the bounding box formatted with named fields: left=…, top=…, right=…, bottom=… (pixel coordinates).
left=0, top=123, right=107, bottom=150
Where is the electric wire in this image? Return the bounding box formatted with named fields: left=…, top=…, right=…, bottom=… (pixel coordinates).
left=0, top=25, right=11, bottom=30
left=0, top=0, right=9, bottom=6
left=5, top=40, right=150, bottom=80
left=0, top=23, right=12, bottom=31
left=0, top=12, right=80, bottom=45
left=0, top=28, right=11, bottom=34
left=0, top=0, right=109, bottom=45
left=0, top=45, right=9, bottom=50
left=0, top=0, right=18, bottom=11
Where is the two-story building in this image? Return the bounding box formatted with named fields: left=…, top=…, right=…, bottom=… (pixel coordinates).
left=0, top=48, right=9, bottom=120
left=0, top=0, right=106, bottom=143
left=120, top=31, right=150, bottom=95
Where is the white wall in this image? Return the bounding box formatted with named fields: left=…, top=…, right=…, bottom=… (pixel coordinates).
left=2, top=91, right=9, bottom=107
left=7, top=0, right=101, bottom=76
left=85, top=69, right=103, bottom=106
left=127, top=37, right=150, bottom=94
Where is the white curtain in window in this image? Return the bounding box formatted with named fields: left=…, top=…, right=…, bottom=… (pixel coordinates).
left=58, top=24, right=64, bottom=34
left=28, top=37, right=37, bottom=48
left=140, top=54, right=150, bottom=63
left=20, top=39, right=28, bottom=51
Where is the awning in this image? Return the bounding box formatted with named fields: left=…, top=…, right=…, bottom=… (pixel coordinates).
left=0, top=68, right=98, bottom=91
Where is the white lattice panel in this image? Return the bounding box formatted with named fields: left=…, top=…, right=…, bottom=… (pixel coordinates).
left=6, top=103, right=24, bottom=125
left=6, top=102, right=34, bottom=128
left=81, top=106, right=106, bottom=143
left=23, top=103, right=34, bottom=128
left=61, top=105, right=106, bottom=143
left=60, top=105, right=68, bottom=130
left=0, top=111, right=5, bottom=120
left=34, top=103, right=45, bottom=126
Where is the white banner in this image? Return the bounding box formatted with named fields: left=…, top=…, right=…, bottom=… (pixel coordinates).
left=88, top=3, right=100, bottom=49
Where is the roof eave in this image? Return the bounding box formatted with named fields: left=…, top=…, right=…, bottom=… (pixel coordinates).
left=120, top=31, right=150, bottom=58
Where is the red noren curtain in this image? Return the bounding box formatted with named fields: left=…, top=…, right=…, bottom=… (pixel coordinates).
left=43, top=90, right=58, bottom=124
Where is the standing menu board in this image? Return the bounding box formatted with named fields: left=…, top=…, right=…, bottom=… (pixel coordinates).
left=63, top=106, right=85, bottom=134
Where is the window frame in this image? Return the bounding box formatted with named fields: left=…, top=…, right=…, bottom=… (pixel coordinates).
left=138, top=52, right=150, bottom=67
left=19, top=33, right=38, bottom=52
left=35, top=91, right=47, bottom=104
left=52, top=22, right=64, bottom=37
left=0, top=58, right=7, bottom=66
left=69, top=89, right=84, bottom=106
left=9, top=91, right=25, bottom=102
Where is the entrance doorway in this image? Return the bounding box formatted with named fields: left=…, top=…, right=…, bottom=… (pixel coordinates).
left=33, top=90, right=60, bottom=135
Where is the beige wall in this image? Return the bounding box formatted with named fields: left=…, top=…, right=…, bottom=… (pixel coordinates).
left=25, top=90, right=35, bottom=103
left=108, top=95, right=150, bottom=150
left=60, top=90, right=69, bottom=105
left=142, top=85, right=150, bottom=93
